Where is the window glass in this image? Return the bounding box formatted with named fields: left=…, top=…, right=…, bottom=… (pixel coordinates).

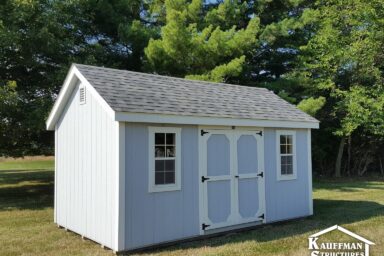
left=154, top=132, right=176, bottom=185
left=279, top=134, right=294, bottom=176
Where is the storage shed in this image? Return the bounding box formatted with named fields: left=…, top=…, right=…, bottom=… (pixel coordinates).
left=46, top=64, right=319, bottom=253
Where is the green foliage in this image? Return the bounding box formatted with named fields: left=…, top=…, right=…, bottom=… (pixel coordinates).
left=290, top=0, right=384, bottom=175
left=294, top=0, right=384, bottom=136
left=185, top=56, right=245, bottom=82
left=0, top=0, right=155, bottom=156
left=0, top=0, right=383, bottom=177
left=144, top=0, right=260, bottom=82
left=297, top=97, right=326, bottom=117
left=204, top=0, right=249, bottom=29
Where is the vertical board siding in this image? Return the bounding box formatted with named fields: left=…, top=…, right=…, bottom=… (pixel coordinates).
left=56, top=80, right=117, bottom=249
left=264, top=128, right=310, bottom=222
left=125, top=124, right=200, bottom=250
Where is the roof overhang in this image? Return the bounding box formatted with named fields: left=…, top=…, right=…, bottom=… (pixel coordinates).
left=115, top=112, right=320, bottom=129
left=46, top=64, right=114, bottom=130
left=47, top=64, right=319, bottom=131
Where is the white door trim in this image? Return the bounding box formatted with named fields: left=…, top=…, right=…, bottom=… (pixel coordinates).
left=234, top=130, right=266, bottom=224
left=198, top=127, right=266, bottom=233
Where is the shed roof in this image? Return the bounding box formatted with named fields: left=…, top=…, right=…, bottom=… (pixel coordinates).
left=74, top=64, right=318, bottom=124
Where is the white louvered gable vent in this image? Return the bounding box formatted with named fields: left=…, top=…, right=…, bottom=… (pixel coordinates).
left=79, top=86, right=86, bottom=105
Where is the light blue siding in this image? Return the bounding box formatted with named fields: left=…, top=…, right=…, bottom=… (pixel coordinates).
left=124, top=125, right=311, bottom=250
left=264, top=128, right=310, bottom=222
left=124, top=124, right=200, bottom=249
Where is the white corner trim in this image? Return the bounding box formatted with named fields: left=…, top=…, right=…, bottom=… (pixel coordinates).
left=54, top=125, right=58, bottom=223
left=115, top=122, right=125, bottom=251
left=276, top=130, right=297, bottom=181
left=148, top=127, right=182, bottom=193
left=115, top=112, right=320, bottom=129
left=46, top=65, right=115, bottom=130
left=46, top=65, right=77, bottom=130
left=307, top=129, right=313, bottom=215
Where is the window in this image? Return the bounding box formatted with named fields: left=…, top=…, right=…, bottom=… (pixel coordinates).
left=148, top=127, right=181, bottom=192
left=276, top=130, right=297, bottom=180
left=79, top=86, right=86, bottom=105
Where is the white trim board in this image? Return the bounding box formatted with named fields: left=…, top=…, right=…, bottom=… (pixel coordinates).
left=116, top=112, right=319, bottom=129
left=115, top=121, right=126, bottom=251
left=307, top=129, right=313, bottom=215
left=46, top=65, right=115, bottom=130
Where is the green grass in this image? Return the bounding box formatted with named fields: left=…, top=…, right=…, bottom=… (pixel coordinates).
left=0, top=157, right=54, bottom=171
left=0, top=158, right=383, bottom=256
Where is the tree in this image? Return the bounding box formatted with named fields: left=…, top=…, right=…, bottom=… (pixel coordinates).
left=144, top=0, right=260, bottom=82
left=0, top=0, right=155, bottom=156
left=292, top=0, right=384, bottom=176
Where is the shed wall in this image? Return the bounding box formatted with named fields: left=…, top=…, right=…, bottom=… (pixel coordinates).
left=123, top=125, right=311, bottom=250
left=56, top=80, right=117, bottom=249
left=124, top=123, right=200, bottom=249
left=264, top=128, right=311, bottom=222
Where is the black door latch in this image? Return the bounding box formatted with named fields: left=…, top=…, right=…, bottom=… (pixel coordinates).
left=201, top=176, right=210, bottom=182
left=202, top=223, right=211, bottom=230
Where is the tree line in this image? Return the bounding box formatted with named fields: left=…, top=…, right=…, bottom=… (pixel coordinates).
left=0, top=0, right=383, bottom=177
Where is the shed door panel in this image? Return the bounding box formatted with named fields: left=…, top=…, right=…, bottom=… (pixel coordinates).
left=205, top=133, right=232, bottom=226
left=236, top=134, right=262, bottom=220
left=201, top=129, right=265, bottom=232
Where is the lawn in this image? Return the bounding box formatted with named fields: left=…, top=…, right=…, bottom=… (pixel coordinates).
left=0, top=158, right=383, bottom=256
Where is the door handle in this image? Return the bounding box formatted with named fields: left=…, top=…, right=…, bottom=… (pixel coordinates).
left=235, top=175, right=239, bottom=178
left=201, top=176, right=210, bottom=183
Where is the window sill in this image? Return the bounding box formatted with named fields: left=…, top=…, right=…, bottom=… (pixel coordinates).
left=149, top=184, right=181, bottom=193
left=277, top=175, right=297, bottom=181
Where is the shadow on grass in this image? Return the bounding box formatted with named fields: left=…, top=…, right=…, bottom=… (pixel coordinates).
left=131, top=198, right=384, bottom=255
left=0, top=169, right=53, bottom=211
left=0, top=169, right=53, bottom=186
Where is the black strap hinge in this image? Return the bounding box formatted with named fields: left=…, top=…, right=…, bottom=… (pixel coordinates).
left=201, top=130, right=209, bottom=136
left=202, top=223, right=210, bottom=230
left=258, top=213, right=264, bottom=220
left=257, top=172, right=263, bottom=178
left=256, top=131, right=263, bottom=136
left=201, top=176, right=210, bottom=183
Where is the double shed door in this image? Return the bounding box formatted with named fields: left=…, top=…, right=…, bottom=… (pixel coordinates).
left=200, top=129, right=265, bottom=231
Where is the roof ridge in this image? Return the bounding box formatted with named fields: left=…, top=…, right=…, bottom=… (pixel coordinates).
left=72, top=63, right=319, bottom=125
left=74, top=63, right=270, bottom=92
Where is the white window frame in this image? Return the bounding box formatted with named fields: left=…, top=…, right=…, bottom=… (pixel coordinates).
left=276, top=130, right=297, bottom=181
left=148, top=127, right=182, bottom=193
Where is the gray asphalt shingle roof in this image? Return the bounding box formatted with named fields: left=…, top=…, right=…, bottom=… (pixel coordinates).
left=75, top=64, right=318, bottom=123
